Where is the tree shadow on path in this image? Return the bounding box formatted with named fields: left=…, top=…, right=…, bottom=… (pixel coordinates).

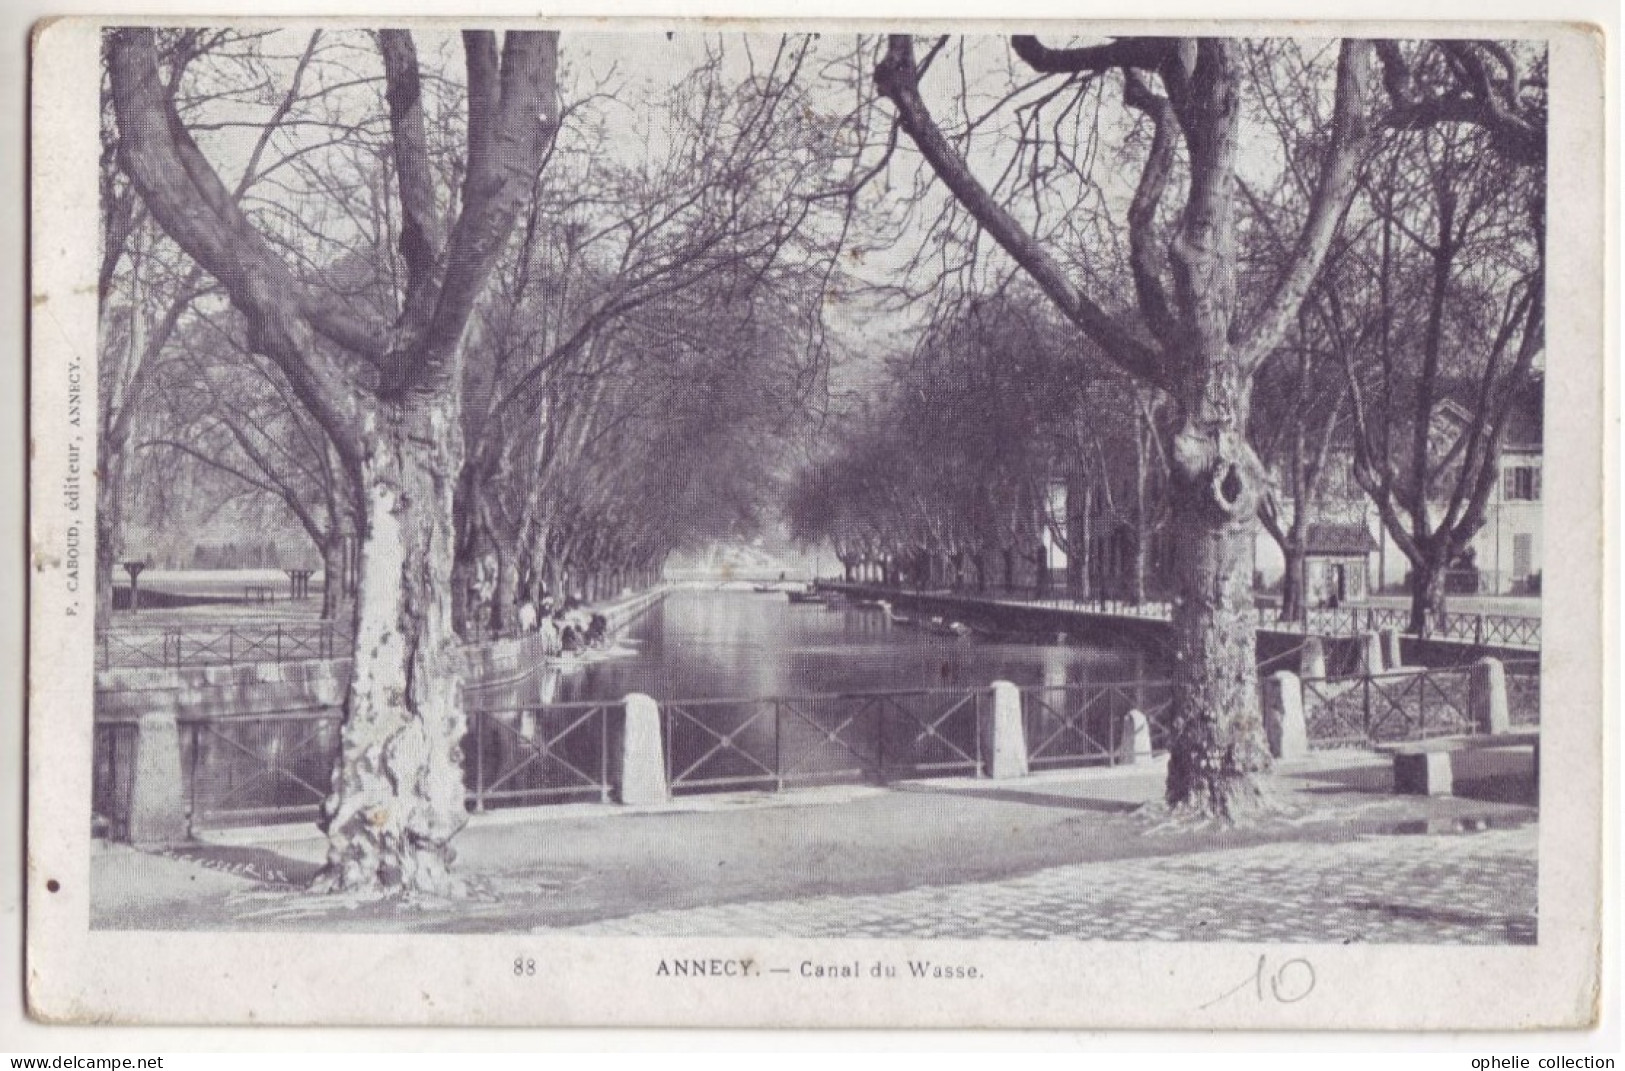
left=154, top=843, right=323, bottom=888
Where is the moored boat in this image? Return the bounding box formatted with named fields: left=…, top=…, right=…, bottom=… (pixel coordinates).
left=876, top=599, right=918, bottom=626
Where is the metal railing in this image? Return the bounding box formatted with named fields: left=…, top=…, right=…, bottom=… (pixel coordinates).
left=181, top=709, right=344, bottom=828
left=91, top=658, right=1545, bottom=835
left=465, top=702, right=614, bottom=810
left=1502, top=657, right=1542, bottom=726
left=662, top=689, right=986, bottom=793
left=96, top=622, right=345, bottom=671
left=828, top=580, right=1541, bottom=650
left=96, top=586, right=671, bottom=673
left=1431, top=611, right=1543, bottom=648
left=1273, top=606, right=1539, bottom=648
left=91, top=721, right=139, bottom=840
left=983, top=586, right=1176, bottom=619
left=94, top=700, right=616, bottom=833
left=1019, top=680, right=1175, bottom=770
left=1301, top=666, right=1476, bottom=749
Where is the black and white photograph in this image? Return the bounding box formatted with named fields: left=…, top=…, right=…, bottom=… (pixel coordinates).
left=24, top=15, right=1606, bottom=1029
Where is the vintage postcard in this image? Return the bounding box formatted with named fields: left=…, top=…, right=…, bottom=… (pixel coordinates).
left=26, top=15, right=1607, bottom=1029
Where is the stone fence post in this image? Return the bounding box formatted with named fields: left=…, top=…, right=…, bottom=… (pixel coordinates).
left=1262, top=670, right=1309, bottom=761
left=1381, top=628, right=1404, bottom=670
left=1299, top=636, right=1327, bottom=681
left=127, top=711, right=189, bottom=846
left=1117, top=709, right=1153, bottom=764
left=1359, top=632, right=1385, bottom=677
left=1468, top=657, right=1510, bottom=736
left=617, top=693, right=669, bottom=805
left=984, top=681, right=1030, bottom=780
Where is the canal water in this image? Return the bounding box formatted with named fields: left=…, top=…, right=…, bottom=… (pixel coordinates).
left=486, top=588, right=1168, bottom=708
left=100, top=589, right=1173, bottom=834
left=460, top=588, right=1173, bottom=800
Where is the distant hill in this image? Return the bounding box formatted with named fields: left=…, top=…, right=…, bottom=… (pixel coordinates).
left=665, top=540, right=829, bottom=580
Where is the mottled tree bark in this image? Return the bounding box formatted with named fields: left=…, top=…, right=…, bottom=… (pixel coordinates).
left=1408, top=550, right=1451, bottom=635
left=95, top=449, right=127, bottom=620
left=1164, top=374, right=1273, bottom=814
left=320, top=529, right=351, bottom=622
left=316, top=396, right=468, bottom=894
left=1279, top=541, right=1307, bottom=621
left=879, top=35, right=1378, bottom=820
left=110, top=27, right=560, bottom=892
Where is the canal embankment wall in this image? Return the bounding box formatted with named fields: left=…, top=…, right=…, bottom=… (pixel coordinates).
left=818, top=582, right=1535, bottom=674
left=95, top=583, right=672, bottom=722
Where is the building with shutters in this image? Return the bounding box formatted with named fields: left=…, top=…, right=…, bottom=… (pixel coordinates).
left=1460, top=398, right=1543, bottom=595
left=1254, top=382, right=1542, bottom=600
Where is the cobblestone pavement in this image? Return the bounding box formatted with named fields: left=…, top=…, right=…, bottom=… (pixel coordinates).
left=544, top=824, right=1537, bottom=944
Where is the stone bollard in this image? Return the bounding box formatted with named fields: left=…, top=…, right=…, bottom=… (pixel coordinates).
left=1117, top=709, right=1154, bottom=764
left=1468, top=657, right=1510, bottom=736
left=127, top=711, right=189, bottom=846
left=1393, top=750, right=1453, bottom=796
left=984, top=681, right=1030, bottom=780
left=1359, top=632, right=1385, bottom=677
left=616, top=694, right=669, bottom=805
left=1381, top=628, right=1404, bottom=670
left=1299, top=636, right=1327, bottom=681
left=1262, top=670, right=1309, bottom=761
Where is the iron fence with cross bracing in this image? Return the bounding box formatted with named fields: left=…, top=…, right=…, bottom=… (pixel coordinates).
left=93, top=701, right=618, bottom=834
left=465, top=701, right=615, bottom=810
left=91, top=661, right=1543, bottom=835
left=96, top=623, right=345, bottom=670
left=1301, top=666, right=1477, bottom=749
left=661, top=688, right=986, bottom=794
left=1502, top=657, right=1542, bottom=725
left=92, top=721, right=140, bottom=840
left=1477, top=614, right=1542, bottom=647
left=819, top=581, right=1540, bottom=648
left=181, top=708, right=344, bottom=828
left=1018, top=680, right=1175, bottom=769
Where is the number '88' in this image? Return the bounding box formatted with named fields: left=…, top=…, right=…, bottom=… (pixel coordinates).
left=514, top=957, right=536, bottom=976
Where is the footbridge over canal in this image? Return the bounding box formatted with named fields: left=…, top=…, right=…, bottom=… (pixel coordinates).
left=814, top=581, right=1540, bottom=675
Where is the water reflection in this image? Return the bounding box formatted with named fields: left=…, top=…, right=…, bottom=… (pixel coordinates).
left=484, top=589, right=1167, bottom=709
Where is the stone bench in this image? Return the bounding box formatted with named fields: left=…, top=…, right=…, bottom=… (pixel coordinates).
left=1375, top=729, right=1540, bottom=797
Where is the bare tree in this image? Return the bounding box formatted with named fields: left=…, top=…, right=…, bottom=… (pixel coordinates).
left=870, top=33, right=1547, bottom=818
left=109, top=28, right=561, bottom=894
left=454, top=37, right=854, bottom=630
left=1325, top=119, right=1544, bottom=629
left=138, top=315, right=361, bottom=618
left=1251, top=313, right=1352, bottom=622
left=874, top=36, right=1381, bottom=817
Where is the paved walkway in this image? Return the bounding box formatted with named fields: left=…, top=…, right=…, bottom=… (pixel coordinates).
left=91, top=749, right=1539, bottom=943
left=553, top=823, right=1535, bottom=944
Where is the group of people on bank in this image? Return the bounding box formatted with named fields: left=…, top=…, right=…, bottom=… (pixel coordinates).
left=515, top=592, right=609, bottom=653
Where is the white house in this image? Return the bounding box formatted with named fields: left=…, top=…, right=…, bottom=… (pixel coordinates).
left=1254, top=384, right=1543, bottom=599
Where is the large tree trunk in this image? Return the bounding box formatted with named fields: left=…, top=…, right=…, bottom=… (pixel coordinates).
left=491, top=540, right=520, bottom=635
left=1073, top=483, right=1093, bottom=600
left=1131, top=421, right=1152, bottom=605
left=95, top=447, right=127, bottom=621
left=1163, top=372, right=1274, bottom=819
left=874, top=33, right=1381, bottom=826
left=109, top=27, right=561, bottom=897
left=316, top=395, right=468, bottom=896
left=320, top=529, right=353, bottom=622
left=1130, top=528, right=1150, bottom=605
left=1279, top=541, right=1307, bottom=622
left=1408, top=550, right=1449, bottom=635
